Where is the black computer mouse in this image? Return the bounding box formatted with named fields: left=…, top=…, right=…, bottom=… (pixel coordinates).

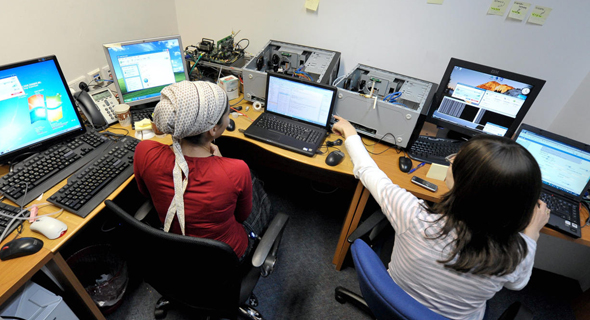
left=326, top=150, right=345, bottom=166
left=0, top=237, right=44, bottom=261
left=226, top=118, right=236, bottom=132
left=398, top=156, right=413, bottom=173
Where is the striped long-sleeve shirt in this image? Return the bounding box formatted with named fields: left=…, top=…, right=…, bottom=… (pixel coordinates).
left=346, top=135, right=536, bottom=320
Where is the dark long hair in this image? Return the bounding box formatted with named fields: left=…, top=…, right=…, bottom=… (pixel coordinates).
left=426, top=135, right=542, bottom=276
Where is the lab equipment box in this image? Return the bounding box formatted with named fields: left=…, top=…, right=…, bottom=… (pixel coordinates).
left=242, top=40, right=341, bottom=103
left=333, top=64, right=437, bottom=148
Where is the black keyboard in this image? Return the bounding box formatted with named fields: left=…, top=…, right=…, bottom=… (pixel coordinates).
left=541, top=192, right=579, bottom=224
left=131, top=107, right=154, bottom=129
left=255, top=115, right=322, bottom=144
left=407, top=135, right=465, bottom=165
left=0, top=130, right=110, bottom=206
left=0, top=203, right=29, bottom=241
left=48, top=136, right=140, bottom=218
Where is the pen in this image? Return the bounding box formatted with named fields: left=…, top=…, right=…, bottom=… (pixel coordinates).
left=408, top=162, right=425, bottom=174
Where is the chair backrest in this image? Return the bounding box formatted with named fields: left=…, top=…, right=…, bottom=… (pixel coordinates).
left=351, top=239, right=449, bottom=320
left=105, top=200, right=246, bottom=319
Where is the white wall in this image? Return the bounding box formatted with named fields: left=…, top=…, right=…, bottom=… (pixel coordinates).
left=0, top=0, right=179, bottom=84
left=175, top=0, right=590, bottom=131
left=549, top=71, right=590, bottom=144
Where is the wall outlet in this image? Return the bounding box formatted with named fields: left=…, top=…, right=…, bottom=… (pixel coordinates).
left=86, top=68, right=101, bottom=85
left=101, top=65, right=112, bottom=81
left=67, top=76, right=86, bottom=93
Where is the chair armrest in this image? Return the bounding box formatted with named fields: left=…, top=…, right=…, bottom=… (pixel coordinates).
left=134, top=199, right=154, bottom=221
left=252, top=212, right=289, bottom=276
left=347, top=209, right=387, bottom=243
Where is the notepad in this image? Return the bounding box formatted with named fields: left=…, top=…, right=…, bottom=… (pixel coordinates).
left=426, top=163, right=449, bottom=181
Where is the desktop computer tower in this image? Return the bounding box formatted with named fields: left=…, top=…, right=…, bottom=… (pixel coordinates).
left=241, top=40, right=341, bottom=103
left=333, top=64, right=438, bottom=148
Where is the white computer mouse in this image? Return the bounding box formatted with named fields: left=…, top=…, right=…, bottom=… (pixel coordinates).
left=30, top=216, right=68, bottom=240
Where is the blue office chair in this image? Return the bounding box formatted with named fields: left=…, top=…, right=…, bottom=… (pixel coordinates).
left=335, top=210, right=533, bottom=320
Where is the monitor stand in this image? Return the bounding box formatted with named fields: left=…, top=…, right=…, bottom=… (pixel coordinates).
left=433, top=126, right=472, bottom=142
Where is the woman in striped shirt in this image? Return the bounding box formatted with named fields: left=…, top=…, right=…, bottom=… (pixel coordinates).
left=332, top=115, right=550, bottom=320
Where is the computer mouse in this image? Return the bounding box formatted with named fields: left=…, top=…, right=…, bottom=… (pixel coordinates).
left=227, top=118, right=236, bottom=132
left=325, top=150, right=345, bottom=166
left=398, top=156, right=413, bottom=173
left=30, top=216, right=68, bottom=240
left=0, top=237, right=44, bottom=261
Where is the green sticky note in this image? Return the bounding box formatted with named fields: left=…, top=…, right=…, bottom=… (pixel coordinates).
left=427, top=0, right=444, bottom=4
left=528, top=5, right=552, bottom=25
left=487, top=0, right=509, bottom=16
left=508, top=1, right=531, bottom=21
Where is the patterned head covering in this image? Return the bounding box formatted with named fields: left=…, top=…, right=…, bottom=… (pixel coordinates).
left=152, top=81, right=228, bottom=234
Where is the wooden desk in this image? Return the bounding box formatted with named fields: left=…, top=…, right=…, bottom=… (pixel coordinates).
left=2, top=98, right=589, bottom=318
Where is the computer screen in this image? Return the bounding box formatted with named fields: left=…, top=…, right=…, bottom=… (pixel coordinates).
left=515, top=125, right=590, bottom=197
left=265, top=73, right=336, bottom=127
left=427, top=58, right=545, bottom=139
left=0, top=56, right=86, bottom=164
left=103, top=35, right=189, bottom=107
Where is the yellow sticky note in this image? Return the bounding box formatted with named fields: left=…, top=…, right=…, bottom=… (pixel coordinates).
left=135, top=119, right=152, bottom=131
left=305, top=0, right=319, bottom=11
left=508, top=1, right=531, bottom=21
left=427, top=0, right=444, bottom=4
left=528, top=5, right=552, bottom=25
left=426, top=163, right=449, bottom=181
left=487, top=0, right=509, bottom=16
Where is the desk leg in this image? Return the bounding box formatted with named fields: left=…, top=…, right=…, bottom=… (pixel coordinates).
left=333, top=183, right=371, bottom=270
left=45, top=252, right=106, bottom=320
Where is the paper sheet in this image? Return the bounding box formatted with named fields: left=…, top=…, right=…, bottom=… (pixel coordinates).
left=508, top=1, right=531, bottom=21
left=305, top=0, right=319, bottom=11
left=427, top=0, right=444, bottom=4
left=487, top=0, right=509, bottom=16
left=528, top=5, right=552, bottom=25
left=426, top=163, right=449, bottom=181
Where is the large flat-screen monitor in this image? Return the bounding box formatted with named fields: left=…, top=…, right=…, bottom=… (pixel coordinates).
left=427, top=58, right=545, bottom=139
left=103, top=35, right=189, bottom=107
left=0, top=56, right=86, bottom=164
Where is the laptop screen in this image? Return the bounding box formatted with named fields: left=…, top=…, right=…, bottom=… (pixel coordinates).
left=266, top=74, right=335, bottom=127
left=515, top=128, right=590, bottom=197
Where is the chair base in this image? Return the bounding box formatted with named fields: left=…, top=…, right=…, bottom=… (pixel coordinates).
left=239, top=306, right=263, bottom=320
left=155, top=297, right=171, bottom=319
left=335, top=286, right=374, bottom=318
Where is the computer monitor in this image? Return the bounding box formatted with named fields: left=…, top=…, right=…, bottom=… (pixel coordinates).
left=102, top=35, right=189, bottom=107
left=0, top=56, right=86, bottom=164
left=426, top=58, right=545, bottom=139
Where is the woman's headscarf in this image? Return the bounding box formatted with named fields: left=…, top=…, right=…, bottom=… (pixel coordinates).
left=152, top=80, right=228, bottom=234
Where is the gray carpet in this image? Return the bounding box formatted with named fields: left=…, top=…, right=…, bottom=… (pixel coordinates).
left=103, top=170, right=579, bottom=320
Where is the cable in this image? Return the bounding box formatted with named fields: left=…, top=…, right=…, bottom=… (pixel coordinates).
left=230, top=107, right=254, bottom=122
left=360, top=133, right=403, bottom=156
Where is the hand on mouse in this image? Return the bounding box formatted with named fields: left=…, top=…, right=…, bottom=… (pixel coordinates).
left=332, top=115, right=358, bottom=140
left=523, top=200, right=550, bottom=242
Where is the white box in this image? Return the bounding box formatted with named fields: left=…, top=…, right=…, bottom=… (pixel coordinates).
left=0, top=281, right=78, bottom=320
left=218, top=75, right=239, bottom=100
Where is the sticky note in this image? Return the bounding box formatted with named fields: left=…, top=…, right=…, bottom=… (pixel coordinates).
left=427, top=0, right=444, bottom=4
left=508, top=1, right=531, bottom=21
left=528, top=5, right=552, bottom=25
left=305, top=0, right=319, bottom=11
left=487, top=0, right=509, bottom=16
left=426, top=163, right=449, bottom=181
left=135, top=119, right=152, bottom=131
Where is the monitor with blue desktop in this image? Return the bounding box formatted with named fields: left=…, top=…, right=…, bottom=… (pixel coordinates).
left=427, top=58, right=546, bottom=139
left=0, top=56, right=85, bottom=164
left=102, top=35, right=189, bottom=107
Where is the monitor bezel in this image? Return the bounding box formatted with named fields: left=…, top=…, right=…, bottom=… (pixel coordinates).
left=0, top=55, right=87, bottom=165
left=427, top=58, right=546, bottom=139
left=102, top=35, right=190, bottom=108
left=264, top=72, right=338, bottom=130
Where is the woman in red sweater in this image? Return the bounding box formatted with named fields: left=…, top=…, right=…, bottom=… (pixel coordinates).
left=134, top=81, right=272, bottom=259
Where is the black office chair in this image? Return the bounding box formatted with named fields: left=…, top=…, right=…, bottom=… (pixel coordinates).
left=335, top=210, right=533, bottom=320
left=104, top=199, right=289, bottom=320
